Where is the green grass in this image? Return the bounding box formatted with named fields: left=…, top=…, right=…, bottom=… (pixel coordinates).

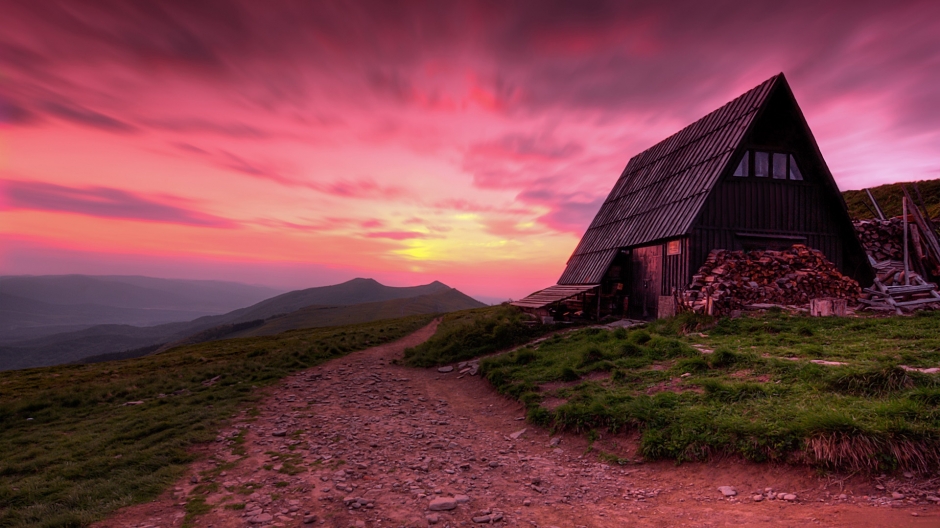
left=402, top=305, right=562, bottom=367
left=0, top=314, right=433, bottom=527
left=480, top=312, right=940, bottom=472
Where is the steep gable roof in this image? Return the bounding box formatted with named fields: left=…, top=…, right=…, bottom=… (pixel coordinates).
left=558, top=74, right=781, bottom=285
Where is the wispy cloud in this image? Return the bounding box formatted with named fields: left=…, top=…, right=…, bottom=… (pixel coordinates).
left=1, top=180, right=237, bottom=228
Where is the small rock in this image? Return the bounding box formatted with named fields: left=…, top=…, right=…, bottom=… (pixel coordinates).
left=437, top=366, right=454, bottom=373
left=718, top=486, right=737, bottom=497
left=549, top=437, right=561, bottom=447
left=427, top=513, right=440, bottom=524
left=454, top=494, right=471, bottom=504
left=429, top=497, right=457, bottom=511
left=272, top=430, right=287, bottom=437
left=509, top=429, right=526, bottom=440
left=303, top=515, right=317, bottom=524
left=488, top=461, right=500, bottom=468
left=249, top=513, right=273, bottom=524
left=891, top=492, right=905, bottom=500
left=472, top=515, right=492, bottom=523
left=903, top=471, right=914, bottom=478
left=752, top=495, right=763, bottom=502
left=783, top=494, right=797, bottom=501
left=523, top=499, right=532, bottom=506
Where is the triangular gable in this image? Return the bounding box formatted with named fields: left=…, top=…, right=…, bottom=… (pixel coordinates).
left=558, top=75, right=780, bottom=285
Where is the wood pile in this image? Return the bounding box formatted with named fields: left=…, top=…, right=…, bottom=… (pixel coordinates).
left=681, top=245, right=861, bottom=316
left=858, top=261, right=940, bottom=313
left=854, top=219, right=905, bottom=261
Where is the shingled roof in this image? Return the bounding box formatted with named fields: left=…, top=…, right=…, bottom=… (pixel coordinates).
left=558, top=74, right=780, bottom=285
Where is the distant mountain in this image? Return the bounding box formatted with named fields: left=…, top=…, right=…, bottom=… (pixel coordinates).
left=0, top=278, right=479, bottom=371
left=177, top=288, right=485, bottom=344
left=212, top=278, right=453, bottom=323
left=0, top=275, right=282, bottom=340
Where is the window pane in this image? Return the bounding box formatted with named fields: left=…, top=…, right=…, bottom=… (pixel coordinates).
left=733, top=151, right=749, bottom=176
left=773, top=153, right=787, bottom=179
left=754, top=151, right=769, bottom=177
left=789, top=154, right=803, bottom=180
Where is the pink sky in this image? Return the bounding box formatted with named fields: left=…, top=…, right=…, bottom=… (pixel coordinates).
left=2, top=1, right=939, bottom=301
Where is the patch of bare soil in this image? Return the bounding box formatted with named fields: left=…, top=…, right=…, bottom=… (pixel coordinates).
left=97, top=321, right=939, bottom=528
left=644, top=376, right=703, bottom=396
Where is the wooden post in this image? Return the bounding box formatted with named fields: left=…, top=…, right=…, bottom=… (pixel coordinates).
left=597, top=289, right=601, bottom=320
left=903, top=196, right=910, bottom=286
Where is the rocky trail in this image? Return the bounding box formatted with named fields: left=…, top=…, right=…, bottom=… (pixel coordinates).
left=98, top=321, right=939, bottom=527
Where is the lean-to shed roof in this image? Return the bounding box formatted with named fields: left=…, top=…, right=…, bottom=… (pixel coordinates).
left=558, top=74, right=780, bottom=285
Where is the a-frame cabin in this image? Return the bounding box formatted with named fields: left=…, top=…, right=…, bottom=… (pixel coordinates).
left=513, top=73, right=873, bottom=320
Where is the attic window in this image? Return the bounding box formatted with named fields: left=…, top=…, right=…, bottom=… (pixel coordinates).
left=789, top=154, right=803, bottom=180
left=754, top=151, right=769, bottom=177
left=734, top=151, right=806, bottom=181
left=733, top=151, right=749, bottom=176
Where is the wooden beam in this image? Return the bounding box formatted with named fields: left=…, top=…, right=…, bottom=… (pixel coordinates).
left=865, top=188, right=885, bottom=220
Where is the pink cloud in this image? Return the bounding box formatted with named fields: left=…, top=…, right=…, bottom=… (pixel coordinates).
left=2, top=1, right=940, bottom=298
left=1, top=180, right=237, bottom=228
left=364, top=231, right=427, bottom=240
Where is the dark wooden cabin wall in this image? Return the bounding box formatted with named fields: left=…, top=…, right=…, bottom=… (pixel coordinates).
left=691, top=179, right=844, bottom=277
left=661, top=237, right=689, bottom=295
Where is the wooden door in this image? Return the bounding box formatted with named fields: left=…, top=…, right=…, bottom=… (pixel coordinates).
left=629, top=245, right=662, bottom=319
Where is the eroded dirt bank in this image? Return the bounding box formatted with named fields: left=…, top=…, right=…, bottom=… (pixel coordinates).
left=98, top=321, right=939, bottom=527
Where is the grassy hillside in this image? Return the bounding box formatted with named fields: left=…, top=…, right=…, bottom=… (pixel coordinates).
left=215, top=278, right=454, bottom=324
left=843, top=178, right=940, bottom=219
left=476, top=312, right=940, bottom=472
left=229, top=288, right=485, bottom=339
left=0, top=278, right=470, bottom=372
left=0, top=314, right=434, bottom=527
left=403, top=304, right=561, bottom=367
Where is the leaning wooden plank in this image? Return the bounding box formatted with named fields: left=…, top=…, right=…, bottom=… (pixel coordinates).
left=893, top=297, right=940, bottom=307
left=903, top=186, right=940, bottom=265
left=865, top=188, right=886, bottom=220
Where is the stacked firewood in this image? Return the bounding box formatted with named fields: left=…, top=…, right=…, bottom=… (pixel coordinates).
left=681, top=245, right=861, bottom=315
left=854, top=219, right=905, bottom=261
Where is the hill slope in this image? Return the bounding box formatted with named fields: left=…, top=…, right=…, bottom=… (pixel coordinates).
left=230, top=288, right=485, bottom=338
left=211, top=278, right=453, bottom=324
left=0, top=275, right=282, bottom=340
left=0, top=279, right=481, bottom=371
left=843, top=178, right=940, bottom=220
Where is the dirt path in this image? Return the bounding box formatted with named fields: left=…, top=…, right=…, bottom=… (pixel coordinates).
left=98, top=321, right=939, bottom=527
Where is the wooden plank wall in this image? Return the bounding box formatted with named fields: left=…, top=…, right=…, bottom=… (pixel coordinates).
left=690, top=178, right=846, bottom=280
left=661, top=237, right=690, bottom=295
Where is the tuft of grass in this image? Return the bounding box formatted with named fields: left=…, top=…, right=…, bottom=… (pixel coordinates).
left=0, top=314, right=433, bottom=527
left=480, top=312, right=940, bottom=472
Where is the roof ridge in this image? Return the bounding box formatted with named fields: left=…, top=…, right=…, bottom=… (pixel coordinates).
left=621, top=76, right=777, bottom=177
left=558, top=74, right=782, bottom=285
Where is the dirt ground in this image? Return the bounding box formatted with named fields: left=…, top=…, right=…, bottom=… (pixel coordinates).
left=97, top=321, right=940, bottom=527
